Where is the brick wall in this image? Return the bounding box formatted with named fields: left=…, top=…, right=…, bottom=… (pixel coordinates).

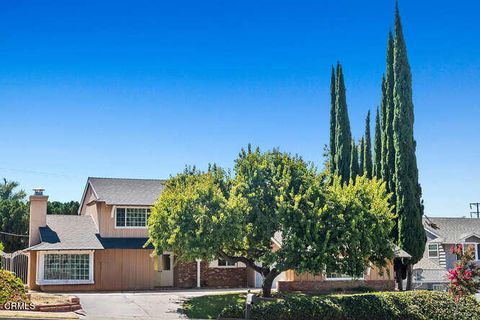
left=277, top=279, right=395, bottom=293
left=174, top=261, right=198, bottom=288
left=200, top=261, right=248, bottom=288
left=174, top=260, right=249, bottom=288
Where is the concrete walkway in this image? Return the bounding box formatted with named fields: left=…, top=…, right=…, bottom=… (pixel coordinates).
left=74, top=288, right=249, bottom=320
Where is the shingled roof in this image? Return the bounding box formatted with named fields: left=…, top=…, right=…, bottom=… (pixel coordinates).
left=28, top=215, right=155, bottom=251
left=85, top=177, right=165, bottom=206
left=424, top=217, right=480, bottom=243
left=29, top=215, right=103, bottom=251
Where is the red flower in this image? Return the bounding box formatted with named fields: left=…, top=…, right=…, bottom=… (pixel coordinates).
left=448, top=269, right=458, bottom=280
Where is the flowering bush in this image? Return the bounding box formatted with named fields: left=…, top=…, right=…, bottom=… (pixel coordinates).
left=447, top=244, right=480, bottom=301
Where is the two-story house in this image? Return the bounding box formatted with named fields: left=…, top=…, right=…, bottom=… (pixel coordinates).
left=26, top=177, right=254, bottom=291
left=413, top=217, right=480, bottom=290
left=26, top=177, right=401, bottom=292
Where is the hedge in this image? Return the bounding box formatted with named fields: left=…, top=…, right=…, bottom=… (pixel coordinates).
left=0, top=269, right=28, bottom=307
left=219, top=291, right=480, bottom=320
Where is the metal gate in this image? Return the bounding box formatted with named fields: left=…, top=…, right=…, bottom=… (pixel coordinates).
left=0, top=251, right=29, bottom=283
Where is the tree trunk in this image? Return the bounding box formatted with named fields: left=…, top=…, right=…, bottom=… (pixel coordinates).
left=261, top=272, right=278, bottom=297
left=405, top=263, right=413, bottom=290
left=394, top=262, right=403, bottom=291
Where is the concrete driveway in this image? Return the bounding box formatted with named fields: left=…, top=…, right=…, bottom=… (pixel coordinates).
left=74, top=289, right=249, bottom=320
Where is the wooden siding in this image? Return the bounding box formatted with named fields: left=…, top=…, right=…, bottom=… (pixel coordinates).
left=30, top=249, right=155, bottom=292
left=97, top=203, right=149, bottom=238
left=27, top=250, right=39, bottom=290
left=80, top=185, right=149, bottom=237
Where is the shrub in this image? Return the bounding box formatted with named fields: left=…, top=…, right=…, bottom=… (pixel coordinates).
left=0, top=269, right=28, bottom=308
left=447, top=244, right=480, bottom=301
left=218, top=291, right=480, bottom=320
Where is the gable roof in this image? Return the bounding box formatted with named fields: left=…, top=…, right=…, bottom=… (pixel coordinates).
left=414, top=256, right=444, bottom=271
left=83, top=177, right=166, bottom=206
left=425, top=217, right=480, bottom=243
left=29, top=215, right=103, bottom=251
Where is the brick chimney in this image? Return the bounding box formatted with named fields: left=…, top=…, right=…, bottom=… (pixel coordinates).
left=29, top=188, right=48, bottom=246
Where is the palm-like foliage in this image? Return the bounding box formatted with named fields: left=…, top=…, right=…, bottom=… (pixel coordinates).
left=0, top=179, right=26, bottom=201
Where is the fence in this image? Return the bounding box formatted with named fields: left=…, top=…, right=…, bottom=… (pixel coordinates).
left=0, top=250, right=29, bottom=283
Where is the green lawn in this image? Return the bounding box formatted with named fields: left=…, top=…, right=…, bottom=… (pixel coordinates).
left=183, top=293, right=246, bottom=319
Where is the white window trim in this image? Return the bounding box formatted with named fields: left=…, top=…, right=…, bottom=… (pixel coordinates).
left=114, top=206, right=151, bottom=229
left=427, top=243, right=439, bottom=258
left=325, top=272, right=365, bottom=281
left=36, top=250, right=94, bottom=285
left=462, top=242, right=480, bottom=261
left=209, top=259, right=246, bottom=268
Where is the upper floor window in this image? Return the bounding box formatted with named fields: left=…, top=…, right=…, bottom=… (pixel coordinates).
left=428, top=243, right=439, bottom=258
left=115, top=207, right=151, bottom=228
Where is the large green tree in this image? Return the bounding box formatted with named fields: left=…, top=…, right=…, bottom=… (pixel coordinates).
left=334, top=63, right=352, bottom=183
left=363, top=110, right=373, bottom=179
left=148, top=147, right=395, bottom=297
left=0, top=179, right=28, bottom=252
left=329, top=66, right=337, bottom=173
left=392, top=5, right=426, bottom=290
left=373, top=107, right=382, bottom=178
left=47, top=201, right=80, bottom=215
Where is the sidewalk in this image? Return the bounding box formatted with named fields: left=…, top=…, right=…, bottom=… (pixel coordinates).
left=0, top=310, right=79, bottom=319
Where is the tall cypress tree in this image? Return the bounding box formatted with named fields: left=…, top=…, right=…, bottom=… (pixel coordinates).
left=380, top=75, right=387, bottom=174
left=382, top=31, right=396, bottom=203
left=329, top=66, right=337, bottom=173
left=349, top=139, right=359, bottom=181
left=334, top=63, right=352, bottom=183
left=364, top=110, right=373, bottom=179
left=373, top=107, right=382, bottom=178
left=392, top=3, right=426, bottom=290
left=358, top=137, right=365, bottom=176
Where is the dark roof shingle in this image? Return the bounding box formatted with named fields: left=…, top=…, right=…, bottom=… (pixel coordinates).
left=88, top=177, right=165, bottom=206
left=424, top=217, right=480, bottom=243
left=29, top=215, right=103, bottom=251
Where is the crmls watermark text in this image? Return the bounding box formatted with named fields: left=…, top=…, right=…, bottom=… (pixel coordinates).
left=3, top=302, right=36, bottom=310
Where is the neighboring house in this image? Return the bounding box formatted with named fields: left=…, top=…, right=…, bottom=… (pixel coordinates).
left=26, top=177, right=401, bottom=292
left=413, top=217, right=480, bottom=291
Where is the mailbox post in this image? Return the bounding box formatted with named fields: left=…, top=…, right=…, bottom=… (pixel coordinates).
left=245, top=293, right=256, bottom=319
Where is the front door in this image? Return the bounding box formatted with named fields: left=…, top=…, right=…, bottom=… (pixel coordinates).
left=155, top=252, right=174, bottom=287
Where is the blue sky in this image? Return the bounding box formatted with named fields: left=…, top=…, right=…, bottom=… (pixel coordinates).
left=0, top=1, right=479, bottom=217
